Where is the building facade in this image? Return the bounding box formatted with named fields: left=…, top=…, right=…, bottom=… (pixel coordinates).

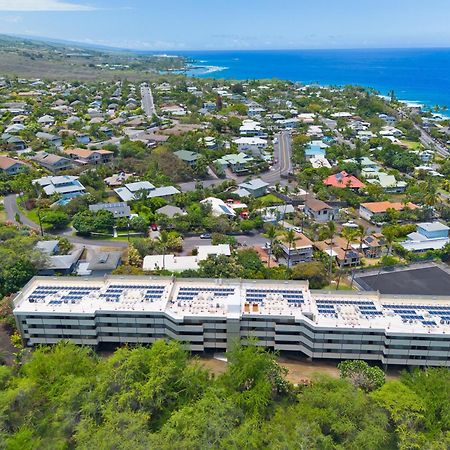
left=13, top=277, right=450, bottom=367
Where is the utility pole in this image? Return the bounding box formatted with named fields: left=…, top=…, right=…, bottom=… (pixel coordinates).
left=37, top=208, right=44, bottom=237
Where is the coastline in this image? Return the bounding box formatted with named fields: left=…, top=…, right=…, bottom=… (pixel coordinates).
left=167, top=49, right=450, bottom=115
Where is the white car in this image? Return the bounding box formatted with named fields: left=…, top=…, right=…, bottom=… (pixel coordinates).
left=293, top=227, right=303, bottom=233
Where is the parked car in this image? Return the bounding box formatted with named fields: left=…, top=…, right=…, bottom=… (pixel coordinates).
left=293, top=227, right=303, bottom=233
left=200, top=233, right=211, bottom=239
left=150, top=224, right=158, bottom=231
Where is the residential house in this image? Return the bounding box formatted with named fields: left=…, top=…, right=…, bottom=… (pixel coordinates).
left=367, top=172, right=407, bottom=193
left=400, top=222, right=450, bottom=253
left=276, top=117, right=300, bottom=129
left=89, top=202, right=131, bottom=219
left=279, top=232, right=314, bottom=267
left=161, top=104, right=187, bottom=116
left=304, top=198, right=337, bottom=222
left=34, top=175, right=86, bottom=200
left=37, top=115, right=55, bottom=126
left=362, top=234, right=385, bottom=259
left=258, top=204, right=295, bottom=223
left=0, top=156, right=27, bottom=175
left=1, top=134, right=26, bottom=151
left=75, top=133, right=91, bottom=145
left=234, top=137, right=268, bottom=156
left=174, top=150, right=200, bottom=167
left=359, top=201, right=418, bottom=222
left=115, top=181, right=180, bottom=202
left=235, top=178, right=269, bottom=198
left=240, top=119, right=263, bottom=136
left=31, top=151, right=73, bottom=173
left=143, top=244, right=231, bottom=272
left=214, top=153, right=253, bottom=174
left=36, top=132, right=62, bottom=147
left=314, top=236, right=361, bottom=268
left=323, top=171, right=365, bottom=190
left=35, top=239, right=83, bottom=276
left=86, top=251, right=123, bottom=276
left=63, top=148, right=113, bottom=165
left=200, top=197, right=236, bottom=217
left=155, top=205, right=186, bottom=218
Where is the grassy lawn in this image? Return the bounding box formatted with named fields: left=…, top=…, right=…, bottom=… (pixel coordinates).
left=400, top=140, right=423, bottom=151
left=322, top=282, right=355, bottom=291
left=259, top=194, right=283, bottom=206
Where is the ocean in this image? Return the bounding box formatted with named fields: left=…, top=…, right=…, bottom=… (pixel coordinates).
left=172, top=48, right=450, bottom=110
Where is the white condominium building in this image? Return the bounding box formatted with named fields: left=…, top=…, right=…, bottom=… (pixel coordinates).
left=13, top=276, right=450, bottom=367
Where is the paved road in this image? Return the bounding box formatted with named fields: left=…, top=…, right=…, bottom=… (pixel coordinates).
left=141, top=84, right=157, bottom=119
left=4, top=194, right=40, bottom=229
left=414, top=124, right=449, bottom=158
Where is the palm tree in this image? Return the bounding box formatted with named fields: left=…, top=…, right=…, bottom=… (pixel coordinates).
left=377, top=228, right=396, bottom=276
left=357, top=224, right=366, bottom=255
left=264, top=225, right=277, bottom=268
left=325, top=221, right=336, bottom=283
left=157, top=230, right=169, bottom=270
left=336, top=227, right=358, bottom=290
left=424, top=179, right=439, bottom=209
left=285, top=228, right=296, bottom=271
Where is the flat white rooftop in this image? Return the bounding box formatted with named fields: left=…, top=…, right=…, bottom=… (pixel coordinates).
left=13, top=277, right=450, bottom=334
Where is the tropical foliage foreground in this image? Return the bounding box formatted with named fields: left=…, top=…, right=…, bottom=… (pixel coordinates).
left=0, top=341, right=449, bottom=449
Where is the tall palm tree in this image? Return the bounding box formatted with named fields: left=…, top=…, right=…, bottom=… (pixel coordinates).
left=424, top=179, right=439, bottom=209
left=357, top=224, right=366, bottom=255
left=336, top=227, right=358, bottom=290
left=285, top=228, right=296, bottom=271
left=265, top=225, right=277, bottom=268
left=377, top=228, right=396, bottom=276
left=325, top=221, right=336, bottom=283
left=157, top=230, right=169, bottom=270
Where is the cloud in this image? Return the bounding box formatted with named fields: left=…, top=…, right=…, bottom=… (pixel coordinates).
left=0, top=0, right=97, bottom=11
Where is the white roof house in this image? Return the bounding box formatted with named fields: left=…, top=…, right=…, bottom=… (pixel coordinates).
left=115, top=181, right=180, bottom=202
left=33, top=175, right=86, bottom=197
left=143, top=244, right=231, bottom=272
left=201, top=197, right=236, bottom=217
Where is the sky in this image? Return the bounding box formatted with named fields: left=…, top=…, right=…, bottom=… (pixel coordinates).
left=1, top=0, right=450, bottom=51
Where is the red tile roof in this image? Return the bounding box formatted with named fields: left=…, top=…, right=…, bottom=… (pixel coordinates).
left=323, top=171, right=365, bottom=189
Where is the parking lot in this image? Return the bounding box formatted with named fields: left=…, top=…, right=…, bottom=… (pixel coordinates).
left=355, top=265, right=450, bottom=296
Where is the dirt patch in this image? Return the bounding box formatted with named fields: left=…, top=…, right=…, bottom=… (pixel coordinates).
left=199, top=355, right=400, bottom=384
left=199, top=355, right=340, bottom=384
